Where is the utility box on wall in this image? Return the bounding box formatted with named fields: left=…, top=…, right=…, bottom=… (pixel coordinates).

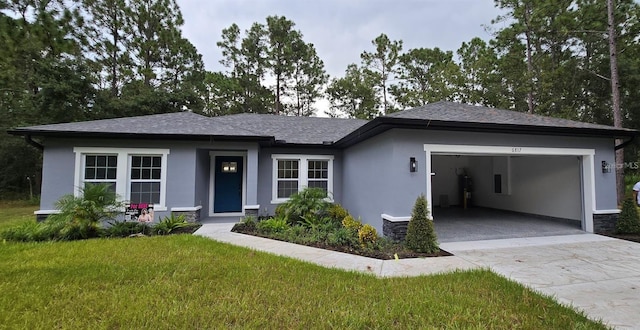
left=458, top=174, right=473, bottom=208
left=492, top=156, right=511, bottom=195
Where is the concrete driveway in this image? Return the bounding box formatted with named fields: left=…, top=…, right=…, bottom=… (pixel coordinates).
left=197, top=222, right=639, bottom=329
left=441, top=235, right=640, bottom=330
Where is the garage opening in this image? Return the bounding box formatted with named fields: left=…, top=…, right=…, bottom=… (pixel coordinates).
left=424, top=144, right=595, bottom=242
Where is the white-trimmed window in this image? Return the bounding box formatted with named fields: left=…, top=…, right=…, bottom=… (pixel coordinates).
left=83, top=154, right=118, bottom=192
left=73, top=147, right=170, bottom=210
left=271, top=154, right=333, bottom=203
left=129, top=155, right=162, bottom=204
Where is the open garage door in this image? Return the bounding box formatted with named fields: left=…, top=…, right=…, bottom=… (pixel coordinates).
left=424, top=144, right=596, bottom=241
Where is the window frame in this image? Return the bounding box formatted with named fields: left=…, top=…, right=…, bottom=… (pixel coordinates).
left=271, top=154, right=334, bottom=203
left=82, top=154, right=118, bottom=190
left=73, top=147, right=170, bottom=211
left=128, top=155, right=163, bottom=205
left=275, top=159, right=300, bottom=200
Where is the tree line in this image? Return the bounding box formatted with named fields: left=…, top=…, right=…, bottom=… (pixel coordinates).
left=1, top=0, right=639, bottom=197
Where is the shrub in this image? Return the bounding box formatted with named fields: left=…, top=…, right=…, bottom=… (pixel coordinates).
left=154, top=214, right=189, bottom=235
left=327, top=227, right=359, bottom=248
left=279, top=225, right=308, bottom=243
left=0, top=221, right=52, bottom=242
left=358, top=224, right=378, bottom=248
left=274, top=204, right=287, bottom=219
left=328, top=204, right=350, bottom=224
left=281, top=187, right=330, bottom=225
left=48, top=183, right=121, bottom=225
left=617, top=198, right=640, bottom=234
left=308, top=226, right=331, bottom=243
left=106, top=221, right=150, bottom=237
left=0, top=218, right=91, bottom=242
left=1, top=184, right=121, bottom=242
left=300, top=215, right=336, bottom=231
left=405, top=194, right=439, bottom=254
left=58, top=219, right=102, bottom=240
left=233, top=216, right=257, bottom=232
left=256, top=217, right=289, bottom=234
left=342, top=215, right=362, bottom=232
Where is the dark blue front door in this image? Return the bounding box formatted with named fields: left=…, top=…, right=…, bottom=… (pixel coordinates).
left=214, top=156, right=243, bottom=213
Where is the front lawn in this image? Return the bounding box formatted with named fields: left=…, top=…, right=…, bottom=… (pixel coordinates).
left=0, top=236, right=604, bottom=328
left=0, top=201, right=606, bottom=328
left=0, top=200, right=37, bottom=230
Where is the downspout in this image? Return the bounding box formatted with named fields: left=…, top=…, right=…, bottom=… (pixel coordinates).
left=25, top=135, right=44, bottom=151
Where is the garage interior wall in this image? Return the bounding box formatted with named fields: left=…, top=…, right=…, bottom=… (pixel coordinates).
left=432, top=155, right=582, bottom=221
left=472, top=155, right=582, bottom=220
left=431, top=156, right=469, bottom=207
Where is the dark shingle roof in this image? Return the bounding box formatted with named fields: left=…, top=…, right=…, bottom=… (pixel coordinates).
left=386, top=101, right=635, bottom=132
left=211, top=113, right=367, bottom=144
left=11, top=112, right=265, bottom=138
left=10, top=102, right=636, bottom=146
left=10, top=111, right=367, bottom=145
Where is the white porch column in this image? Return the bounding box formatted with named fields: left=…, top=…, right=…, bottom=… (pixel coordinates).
left=582, top=154, right=595, bottom=233
left=424, top=149, right=434, bottom=217
left=245, top=146, right=259, bottom=206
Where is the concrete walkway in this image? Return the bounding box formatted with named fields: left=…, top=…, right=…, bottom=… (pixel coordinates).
left=195, top=222, right=640, bottom=329
left=194, top=221, right=477, bottom=277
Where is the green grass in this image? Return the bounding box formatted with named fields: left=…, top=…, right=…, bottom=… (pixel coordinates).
left=0, top=200, right=38, bottom=230
left=0, top=204, right=606, bottom=329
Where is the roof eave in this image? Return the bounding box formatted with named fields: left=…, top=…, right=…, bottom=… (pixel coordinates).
left=263, top=141, right=340, bottom=149
left=335, top=117, right=638, bottom=147
left=7, top=129, right=274, bottom=143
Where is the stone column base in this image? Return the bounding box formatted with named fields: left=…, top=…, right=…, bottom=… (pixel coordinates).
left=34, top=210, right=61, bottom=222
left=170, top=206, right=202, bottom=223
left=381, top=214, right=412, bottom=241
left=243, top=205, right=260, bottom=218
left=593, top=213, right=619, bottom=233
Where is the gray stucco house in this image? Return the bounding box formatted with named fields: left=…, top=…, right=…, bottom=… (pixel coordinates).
left=10, top=101, right=637, bottom=236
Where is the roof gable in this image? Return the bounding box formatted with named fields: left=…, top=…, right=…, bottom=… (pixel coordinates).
left=211, top=113, right=367, bottom=144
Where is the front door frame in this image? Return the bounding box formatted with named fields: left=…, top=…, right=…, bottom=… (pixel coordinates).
left=209, top=151, right=247, bottom=217
left=423, top=144, right=596, bottom=232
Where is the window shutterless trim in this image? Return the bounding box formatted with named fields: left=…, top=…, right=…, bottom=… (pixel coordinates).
left=271, top=154, right=334, bottom=203
left=73, top=147, right=170, bottom=209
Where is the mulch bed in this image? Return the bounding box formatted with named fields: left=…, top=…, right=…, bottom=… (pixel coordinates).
left=173, top=224, right=202, bottom=234
left=231, top=227, right=452, bottom=260
left=600, top=232, right=640, bottom=243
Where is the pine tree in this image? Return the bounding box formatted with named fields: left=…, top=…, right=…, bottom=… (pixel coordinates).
left=405, top=194, right=439, bottom=254
left=360, top=33, right=402, bottom=115
left=326, top=64, right=379, bottom=119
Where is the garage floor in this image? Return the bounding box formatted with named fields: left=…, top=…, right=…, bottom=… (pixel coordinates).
left=433, top=207, right=585, bottom=242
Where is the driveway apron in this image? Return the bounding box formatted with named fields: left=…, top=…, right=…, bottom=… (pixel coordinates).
left=442, top=234, right=640, bottom=330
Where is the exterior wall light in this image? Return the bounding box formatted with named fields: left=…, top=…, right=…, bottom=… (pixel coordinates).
left=410, top=157, right=417, bottom=173
left=602, top=161, right=611, bottom=173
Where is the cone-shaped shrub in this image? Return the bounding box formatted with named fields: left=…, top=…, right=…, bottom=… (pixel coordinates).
left=617, top=198, right=640, bottom=234
left=405, top=194, right=439, bottom=253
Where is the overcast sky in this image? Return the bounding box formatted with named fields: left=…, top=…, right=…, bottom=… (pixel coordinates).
left=178, top=0, right=507, bottom=78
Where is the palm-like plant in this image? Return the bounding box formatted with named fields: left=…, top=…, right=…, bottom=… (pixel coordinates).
left=46, top=183, right=122, bottom=240
left=282, top=187, right=330, bottom=225
left=50, top=183, right=121, bottom=224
